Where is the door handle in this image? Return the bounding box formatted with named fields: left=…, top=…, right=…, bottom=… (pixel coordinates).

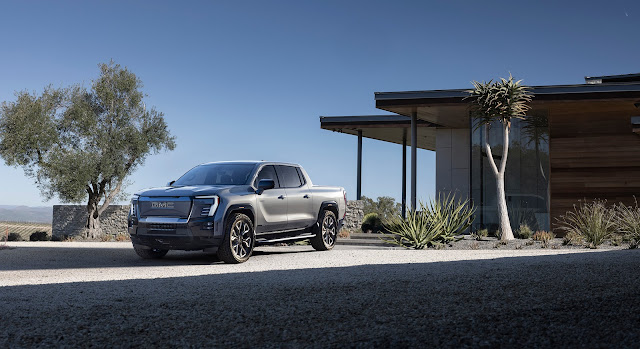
left=303, top=194, right=310, bottom=199
left=278, top=195, right=286, bottom=200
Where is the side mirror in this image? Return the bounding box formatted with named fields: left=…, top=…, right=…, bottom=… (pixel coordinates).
left=256, top=179, right=275, bottom=195
left=167, top=180, right=175, bottom=187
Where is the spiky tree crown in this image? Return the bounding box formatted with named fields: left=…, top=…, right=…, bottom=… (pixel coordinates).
left=467, top=75, right=533, bottom=128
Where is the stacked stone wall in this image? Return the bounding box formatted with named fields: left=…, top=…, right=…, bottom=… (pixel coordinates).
left=344, top=200, right=364, bottom=231
left=52, top=205, right=128, bottom=238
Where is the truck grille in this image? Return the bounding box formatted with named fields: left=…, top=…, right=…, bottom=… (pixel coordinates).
left=148, top=223, right=177, bottom=231
left=138, top=197, right=192, bottom=218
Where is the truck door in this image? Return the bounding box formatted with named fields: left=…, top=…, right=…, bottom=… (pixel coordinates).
left=254, top=165, right=288, bottom=233
left=275, top=165, right=314, bottom=230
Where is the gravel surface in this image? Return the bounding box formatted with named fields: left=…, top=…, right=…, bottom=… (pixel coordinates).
left=0, top=242, right=638, bottom=348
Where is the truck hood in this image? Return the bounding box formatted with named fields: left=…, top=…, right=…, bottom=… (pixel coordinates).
left=135, top=185, right=234, bottom=197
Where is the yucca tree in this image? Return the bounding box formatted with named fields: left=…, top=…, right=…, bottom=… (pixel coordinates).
left=467, top=75, right=533, bottom=240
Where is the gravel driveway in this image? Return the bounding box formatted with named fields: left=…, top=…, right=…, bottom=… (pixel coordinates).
left=0, top=242, right=638, bottom=348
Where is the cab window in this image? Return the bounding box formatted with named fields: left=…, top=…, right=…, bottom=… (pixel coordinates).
left=276, top=165, right=303, bottom=188
left=254, top=165, right=280, bottom=188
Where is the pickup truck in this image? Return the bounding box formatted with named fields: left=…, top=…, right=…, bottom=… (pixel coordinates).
left=128, top=161, right=347, bottom=263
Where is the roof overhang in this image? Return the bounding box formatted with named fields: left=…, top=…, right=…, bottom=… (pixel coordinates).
left=320, top=115, right=437, bottom=151
left=375, top=83, right=640, bottom=128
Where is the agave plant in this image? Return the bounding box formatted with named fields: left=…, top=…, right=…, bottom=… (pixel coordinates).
left=426, top=193, right=476, bottom=242
left=381, top=202, right=443, bottom=249
left=381, top=195, right=475, bottom=249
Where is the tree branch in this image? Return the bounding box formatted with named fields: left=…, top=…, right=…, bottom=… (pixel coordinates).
left=484, top=124, right=499, bottom=176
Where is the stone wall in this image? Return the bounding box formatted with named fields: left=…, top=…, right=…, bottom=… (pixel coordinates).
left=344, top=200, right=364, bottom=231
left=53, top=205, right=129, bottom=238
left=52, top=201, right=364, bottom=237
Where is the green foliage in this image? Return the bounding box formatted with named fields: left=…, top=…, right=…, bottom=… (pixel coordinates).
left=562, top=231, right=582, bottom=246
left=361, top=212, right=383, bottom=233
left=470, top=229, right=488, bottom=241
left=516, top=224, right=533, bottom=239
left=614, top=198, right=640, bottom=248
left=29, top=231, right=50, bottom=241
left=556, top=200, right=616, bottom=249
left=532, top=231, right=554, bottom=248
left=8, top=232, right=23, bottom=241
left=381, top=195, right=475, bottom=249
left=361, top=195, right=401, bottom=222
left=0, top=61, right=175, bottom=236
left=467, top=74, right=533, bottom=128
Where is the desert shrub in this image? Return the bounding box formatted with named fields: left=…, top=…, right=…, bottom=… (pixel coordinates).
left=338, top=229, right=351, bottom=239
left=381, top=196, right=475, bottom=249
left=470, top=229, right=488, bottom=241
left=532, top=231, right=555, bottom=248
left=492, top=230, right=502, bottom=239
left=614, top=199, right=640, bottom=248
left=426, top=193, right=476, bottom=242
left=562, top=231, right=582, bottom=246
left=556, top=200, right=616, bottom=249
left=516, top=224, right=533, bottom=239
left=361, top=213, right=383, bottom=233
left=29, top=231, right=50, bottom=241
left=8, top=233, right=23, bottom=241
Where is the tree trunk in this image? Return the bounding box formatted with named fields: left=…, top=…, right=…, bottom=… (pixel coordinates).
left=85, top=195, right=103, bottom=240
left=484, top=123, right=514, bottom=240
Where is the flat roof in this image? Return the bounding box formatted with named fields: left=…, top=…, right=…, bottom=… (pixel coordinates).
left=320, top=115, right=436, bottom=150
left=375, top=82, right=640, bottom=104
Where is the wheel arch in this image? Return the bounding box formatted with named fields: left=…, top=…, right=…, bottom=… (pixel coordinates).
left=224, top=204, right=256, bottom=228
left=317, top=201, right=339, bottom=222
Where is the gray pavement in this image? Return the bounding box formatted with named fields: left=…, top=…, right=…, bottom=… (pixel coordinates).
left=0, top=242, right=638, bottom=347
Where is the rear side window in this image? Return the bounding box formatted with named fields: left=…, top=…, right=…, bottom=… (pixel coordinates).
left=254, top=165, right=280, bottom=188
left=276, top=166, right=303, bottom=188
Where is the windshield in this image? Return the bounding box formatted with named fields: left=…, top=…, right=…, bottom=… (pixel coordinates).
left=172, top=163, right=256, bottom=186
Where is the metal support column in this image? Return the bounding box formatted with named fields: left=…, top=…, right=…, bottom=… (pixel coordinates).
left=402, top=128, right=407, bottom=218
left=357, top=129, right=362, bottom=200
left=411, top=112, right=417, bottom=211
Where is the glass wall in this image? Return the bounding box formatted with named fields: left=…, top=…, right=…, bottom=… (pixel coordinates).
left=470, top=111, right=550, bottom=232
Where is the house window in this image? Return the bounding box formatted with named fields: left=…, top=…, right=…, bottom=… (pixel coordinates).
left=470, top=111, right=550, bottom=232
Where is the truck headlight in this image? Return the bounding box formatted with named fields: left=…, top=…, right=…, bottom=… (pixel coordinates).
left=195, top=196, right=220, bottom=217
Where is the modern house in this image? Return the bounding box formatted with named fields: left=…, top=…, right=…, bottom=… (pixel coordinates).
left=321, top=73, right=640, bottom=232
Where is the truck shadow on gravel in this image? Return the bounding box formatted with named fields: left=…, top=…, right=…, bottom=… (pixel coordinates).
left=0, top=249, right=638, bottom=347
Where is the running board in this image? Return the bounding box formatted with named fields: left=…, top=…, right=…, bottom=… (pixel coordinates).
left=256, top=234, right=316, bottom=244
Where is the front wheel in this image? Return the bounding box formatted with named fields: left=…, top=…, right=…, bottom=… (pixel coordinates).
left=133, top=245, right=168, bottom=259
left=311, top=210, right=337, bottom=251
left=217, top=213, right=255, bottom=264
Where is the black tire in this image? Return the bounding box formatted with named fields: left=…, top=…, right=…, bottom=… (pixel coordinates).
left=217, top=213, right=255, bottom=264
left=133, top=245, right=168, bottom=259
left=311, top=210, right=337, bottom=251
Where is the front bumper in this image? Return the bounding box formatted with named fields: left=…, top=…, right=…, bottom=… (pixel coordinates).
left=129, top=217, right=224, bottom=251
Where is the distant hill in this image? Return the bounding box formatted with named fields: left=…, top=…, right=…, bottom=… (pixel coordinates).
left=0, top=205, right=52, bottom=223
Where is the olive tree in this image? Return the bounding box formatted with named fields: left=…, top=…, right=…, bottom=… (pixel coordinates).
left=0, top=62, right=176, bottom=239
left=466, top=75, right=532, bottom=240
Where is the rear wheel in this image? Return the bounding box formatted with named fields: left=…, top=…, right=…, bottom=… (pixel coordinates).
left=133, top=245, right=168, bottom=259
left=217, top=213, right=255, bottom=264
left=311, top=210, right=337, bottom=251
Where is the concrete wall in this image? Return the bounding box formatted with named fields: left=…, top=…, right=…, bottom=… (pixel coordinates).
left=53, top=205, right=129, bottom=238
left=436, top=128, right=470, bottom=199
left=53, top=201, right=365, bottom=237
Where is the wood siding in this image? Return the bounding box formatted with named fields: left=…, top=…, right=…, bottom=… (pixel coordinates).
left=548, top=101, right=640, bottom=229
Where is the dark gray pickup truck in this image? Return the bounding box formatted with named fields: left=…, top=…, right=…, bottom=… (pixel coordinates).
left=128, top=161, right=346, bottom=263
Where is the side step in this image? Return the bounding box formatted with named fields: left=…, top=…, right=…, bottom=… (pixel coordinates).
left=256, top=234, right=316, bottom=244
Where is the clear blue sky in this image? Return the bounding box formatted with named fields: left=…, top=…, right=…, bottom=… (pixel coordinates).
left=0, top=0, right=638, bottom=207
